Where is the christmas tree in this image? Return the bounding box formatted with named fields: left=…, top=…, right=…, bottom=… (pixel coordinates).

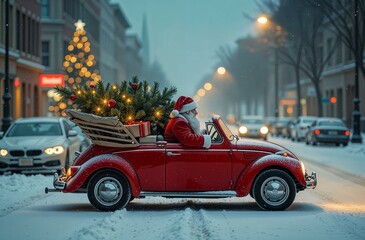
left=54, top=76, right=177, bottom=135
left=49, top=19, right=101, bottom=117
left=53, top=19, right=177, bottom=134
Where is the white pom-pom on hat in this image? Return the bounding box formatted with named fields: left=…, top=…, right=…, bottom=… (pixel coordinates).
left=171, top=109, right=180, bottom=117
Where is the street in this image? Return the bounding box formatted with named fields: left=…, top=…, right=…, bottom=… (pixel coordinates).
left=0, top=136, right=365, bottom=240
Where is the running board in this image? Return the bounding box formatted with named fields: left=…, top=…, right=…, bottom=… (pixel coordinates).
left=140, top=190, right=237, bottom=198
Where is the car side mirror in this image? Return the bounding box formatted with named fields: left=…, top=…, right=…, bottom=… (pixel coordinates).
left=68, top=130, right=78, bottom=137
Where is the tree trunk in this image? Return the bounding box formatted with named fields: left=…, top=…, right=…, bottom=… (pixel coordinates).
left=313, top=80, right=323, bottom=117
left=295, top=64, right=302, bottom=117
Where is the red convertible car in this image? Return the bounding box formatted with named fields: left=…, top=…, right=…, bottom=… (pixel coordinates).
left=45, top=110, right=317, bottom=211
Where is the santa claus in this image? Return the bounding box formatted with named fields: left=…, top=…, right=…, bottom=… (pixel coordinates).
left=164, top=96, right=211, bottom=148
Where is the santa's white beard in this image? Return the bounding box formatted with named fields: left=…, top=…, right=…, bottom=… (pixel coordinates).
left=182, top=112, right=201, bottom=134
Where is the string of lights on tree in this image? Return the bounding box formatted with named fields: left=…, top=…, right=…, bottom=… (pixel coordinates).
left=53, top=20, right=177, bottom=134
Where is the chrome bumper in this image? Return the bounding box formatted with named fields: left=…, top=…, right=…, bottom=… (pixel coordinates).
left=45, top=168, right=67, bottom=193
left=305, top=172, right=317, bottom=189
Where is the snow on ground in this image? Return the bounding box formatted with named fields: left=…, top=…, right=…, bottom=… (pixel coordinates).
left=0, top=134, right=365, bottom=240
left=0, top=174, right=51, bottom=217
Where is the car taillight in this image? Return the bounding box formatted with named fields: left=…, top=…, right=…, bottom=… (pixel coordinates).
left=345, top=130, right=350, bottom=136
left=67, top=166, right=80, bottom=178
left=314, top=129, right=320, bottom=135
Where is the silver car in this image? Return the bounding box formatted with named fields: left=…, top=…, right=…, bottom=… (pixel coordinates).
left=0, top=117, right=81, bottom=174
left=291, top=116, right=317, bottom=142
left=238, top=116, right=269, bottom=140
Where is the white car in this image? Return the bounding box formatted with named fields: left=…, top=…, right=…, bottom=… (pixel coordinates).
left=0, top=117, right=81, bottom=174
left=291, top=116, right=317, bottom=142
left=238, top=116, right=269, bottom=140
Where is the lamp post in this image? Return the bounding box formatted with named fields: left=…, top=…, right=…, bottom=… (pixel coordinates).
left=257, top=16, right=280, bottom=118
left=2, top=0, right=12, bottom=132
left=351, top=0, right=362, bottom=143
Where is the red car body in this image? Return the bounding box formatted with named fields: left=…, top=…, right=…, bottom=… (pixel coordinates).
left=46, top=115, right=317, bottom=211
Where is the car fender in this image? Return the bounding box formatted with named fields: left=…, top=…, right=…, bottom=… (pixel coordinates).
left=64, top=154, right=141, bottom=197
left=234, top=154, right=305, bottom=196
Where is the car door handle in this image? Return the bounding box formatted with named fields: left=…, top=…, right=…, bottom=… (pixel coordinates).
left=167, top=152, right=181, bottom=156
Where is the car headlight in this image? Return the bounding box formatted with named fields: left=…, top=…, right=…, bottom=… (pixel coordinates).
left=44, top=146, right=65, bottom=155
left=239, top=126, right=248, bottom=134
left=0, top=149, right=8, bottom=157
left=260, top=126, right=269, bottom=134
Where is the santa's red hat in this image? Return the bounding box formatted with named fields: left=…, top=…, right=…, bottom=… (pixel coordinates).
left=171, top=96, right=198, bottom=118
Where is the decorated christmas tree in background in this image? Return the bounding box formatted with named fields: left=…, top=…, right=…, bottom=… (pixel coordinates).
left=54, top=19, right=177, bottom=134
left=49, top=19, right=102, bottom=117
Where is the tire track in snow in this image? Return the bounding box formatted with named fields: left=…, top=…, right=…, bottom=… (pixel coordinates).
left=159, top=201, right=223, bottom=240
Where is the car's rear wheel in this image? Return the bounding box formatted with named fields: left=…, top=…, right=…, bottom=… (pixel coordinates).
left=87, top=170, right=131, bottom=211
left=252, top=169, right=296, bottom=211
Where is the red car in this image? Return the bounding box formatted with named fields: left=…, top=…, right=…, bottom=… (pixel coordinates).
left=45, top=110, right=317, bottom=211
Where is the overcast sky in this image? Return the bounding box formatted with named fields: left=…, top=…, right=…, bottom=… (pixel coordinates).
left=111, top=0, right=259, bottom=96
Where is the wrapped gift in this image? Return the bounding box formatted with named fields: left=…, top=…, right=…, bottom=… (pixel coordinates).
left=125, top=121, right=151, bottom=137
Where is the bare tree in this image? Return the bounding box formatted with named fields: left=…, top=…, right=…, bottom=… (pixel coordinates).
left=309, top=0, right=365, bottom=82
left=261, top=0, right=339, bottom=117
left=216, top=37, right=269, bottom=118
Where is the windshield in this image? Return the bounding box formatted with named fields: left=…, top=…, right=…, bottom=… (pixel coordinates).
left=242, top=119, right=264, bottom=124
left=7, top=123, right=62, bottom=137
left=217, top=118, right=235, bottom=141
left=303, top=119, right=316, bottom=123
left=318, top=120, right=345, bottom=127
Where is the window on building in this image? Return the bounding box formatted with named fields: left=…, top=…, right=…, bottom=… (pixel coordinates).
left=42, top=41, right=50, bottom=66
left=16, top=10, right=20, bottom=50
left=336, top=39, right=342, bottom=65
left=337, top=88, right=343, bottom=119
left=326, top=38, right=333, bottom=67
left=34, top=86, right=39, bottom=116
left=41, top=0, right=49, bottom=18
left=22, top=83, right=26, bottom=117
left=22, top=13, right=26, bottom=52
left=28, top=16, right=31, bottom=54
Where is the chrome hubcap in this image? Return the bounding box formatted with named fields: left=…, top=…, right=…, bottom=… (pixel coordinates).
left=260, top=176, right=289, bottom=206
left=94, top=177, right=123, bottom=206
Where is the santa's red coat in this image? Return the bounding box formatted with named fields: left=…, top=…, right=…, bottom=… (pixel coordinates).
left=164, top=117, right=211, bottom=148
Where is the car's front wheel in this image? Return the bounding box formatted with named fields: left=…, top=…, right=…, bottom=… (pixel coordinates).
left=252, top=169, right=296, bottom=211
left=88, top=170, right=131, bottom=211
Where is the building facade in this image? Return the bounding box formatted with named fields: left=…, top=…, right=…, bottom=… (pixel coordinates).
left=0, top=0, right=44, bottom=127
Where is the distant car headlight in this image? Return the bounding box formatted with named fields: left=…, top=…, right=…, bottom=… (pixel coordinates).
left=0, top=149, right=8, bottom=157
left=260, top=126, right=269, bottom=134
left=239, top=126, right=248, bottom=134
left=44, top=146, right=65, bottom=155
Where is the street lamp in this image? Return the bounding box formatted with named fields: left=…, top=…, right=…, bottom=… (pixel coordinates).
left=257, top=16, right=280, bottom=118
left=2, top=0, right=12, bottom=132
left=351, top=0, right=362, bottom=143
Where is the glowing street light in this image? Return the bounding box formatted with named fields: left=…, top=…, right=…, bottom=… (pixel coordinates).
left=204, top=82, right=213, bottom=91
left=217, top=67, right=226, bottom=75
left=257, top=16, right=268, bottom=24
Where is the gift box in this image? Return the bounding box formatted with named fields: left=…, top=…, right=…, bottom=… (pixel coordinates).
left=125, top=121, right=151, bottom=137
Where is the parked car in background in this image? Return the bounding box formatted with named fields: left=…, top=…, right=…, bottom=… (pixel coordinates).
left=305, top=117, right=350, bottom=146
left=265, top=116, right=277, bottom=135
left=237, top=116, right=269, bottom=140
left=0, top=117, right=81, bottom=174
left=291, top=116, right=318, bottom=142
left=66, top=119, right=91, bottom=152
left=271, top=117, right=293, bottom=137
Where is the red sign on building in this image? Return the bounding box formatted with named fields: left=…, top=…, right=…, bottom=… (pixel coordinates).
left=40, top=74, right=65, bottom=87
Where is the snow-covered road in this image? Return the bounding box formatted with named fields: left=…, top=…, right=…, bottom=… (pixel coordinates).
left=1, top=136, right=365, bottom=240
